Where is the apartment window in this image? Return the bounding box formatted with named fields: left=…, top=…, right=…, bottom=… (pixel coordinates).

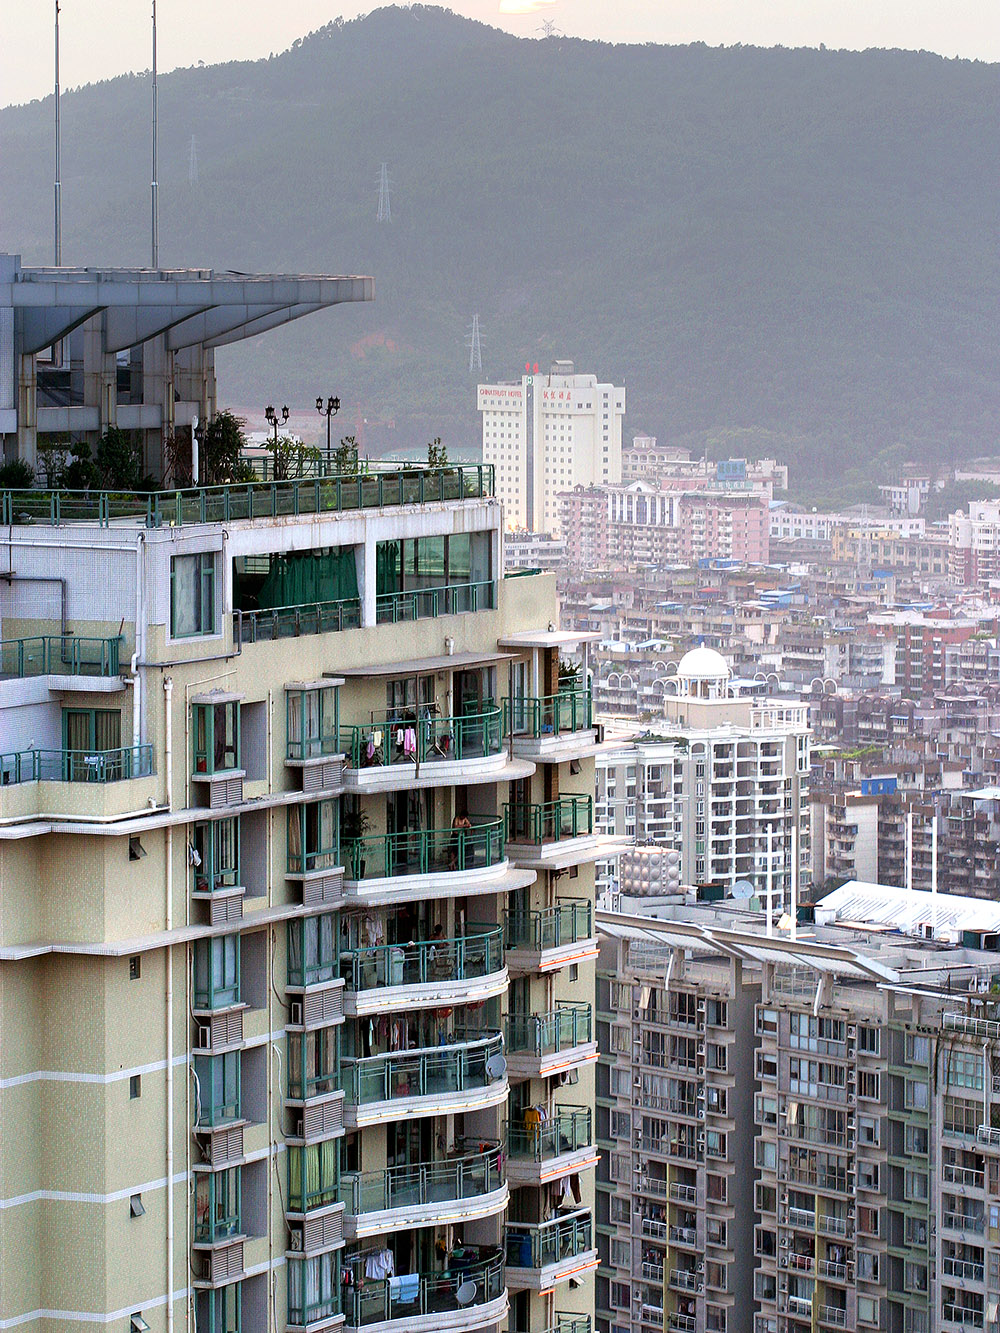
left=611, top=1025, right=630, bottom=1054
left=288, top=1253, right=339, bottom=1325
left=287, top=913, right=337, bottom=987
left=63, top=707, right=121, bottom=763
left=192, top=699, right=240, bottom=775
left=193, top=1051, right=241, bottom=1128
left=171, top=552, right=216, bottom=638
left=707, top=999, right=728, bottom=1027
left=610, top=1238, right=631, bottom=1268
left=905, top=1123, right=928, bottom=1154
left=706, top=1218, right=727, bottom=1247
left=610, top=1282, right=631, bottom=1310
left=288, top=1026, right=339, bottom=1100
left=192, top=818, right=240, bottom=894
left=286, top=686, right=339, bottom=760
left=288, top=1140, right=339, bottom=1212
left=756, top=1008, right=777, bottom=1035
left=904, top=1169, right=928, bottom=1201
left=857, top=1070, right=880, bottom=1100
left=194, top=934, right=240, bottom=1010
left=857, top=1297, right=879, bottom=1326
left=287, top=800, right=339, bottom=874
left=905, top=1078, right=929, bottom=1110
left=195, top=1167, right=241, bottom=1244
left=858, top=1115, right=880, bottom=1146
left=195, top=1283, right=240, bottom=1333
left=610, top=1195, right=630, bottom=1223
left=611, top=1110, right=631, bottom=1139
left=129, top=1074, right=142, bottom=1099
left=857, top=1251, right=879, bottom=1281
left=857, top=1205, right=880, bottom=1237
left=947, top=1050, right=984, bottom=1090
left=906, top=1033, right=930, bottom=1064
left=857, top=1025, right=880, bottom=1054
left=943, top=1095, right=979, bottom=1136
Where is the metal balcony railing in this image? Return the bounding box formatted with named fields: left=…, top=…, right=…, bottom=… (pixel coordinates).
left=504, top=796, right=594, bottom=844
left=505, top=689, right=593, bottom=738
left=0, top=634, right=122, bottom=678
left=343, top=1252, right=504, bottom=1327
left=340, top=706, right=503, bottom=769
left=376, top=580, right=496, bottom=624
left=340, top=925, right=504, bottom=992
left=340, top=1145, right=504, bottom=1217
left=341, top=1033, right=505, bottom=1106
left=505, top=1002, right=592, bottom=1056
left=506, top=1106, right=592, bottom=1161
left=505, top=1208, right=592, bottom=1269
left=505, top=898, right=592, bottom=951
left=235, top=596, right=361, bottom=643
left=0, top=744, right=153, bottom=785
left=342, top=818, right=505, bottom=879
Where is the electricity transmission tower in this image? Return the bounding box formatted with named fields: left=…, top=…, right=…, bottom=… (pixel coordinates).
left=538, top=19, right=561, bottom=37
left=189, top=135, right=199, bottom=186
left=377, top=163, right=392, bottom=223
left=467, top=314, right=483, bottom=375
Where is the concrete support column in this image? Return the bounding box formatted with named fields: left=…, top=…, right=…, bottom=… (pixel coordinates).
left=16, top=352, right=36, bottom=469
left=84, top=316, right=117, bottom=437
left=357, top=540, right=377, bottom=628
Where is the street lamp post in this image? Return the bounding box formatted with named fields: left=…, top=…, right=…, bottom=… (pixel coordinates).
left=264, top=404, right=289, bottom=449
left=316, top=396, right=341, bottom=473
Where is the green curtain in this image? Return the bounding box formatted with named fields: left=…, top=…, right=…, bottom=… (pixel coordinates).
left=257, top=547, right=359, bottom=610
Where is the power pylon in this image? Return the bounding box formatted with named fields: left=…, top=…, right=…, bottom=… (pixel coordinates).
left=377, top=163, right=392, bottom=223
left=467, top=313, right=483, bottom=375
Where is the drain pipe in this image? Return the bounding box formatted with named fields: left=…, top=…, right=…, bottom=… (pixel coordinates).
left=164, top=675, right=175, bottom=1333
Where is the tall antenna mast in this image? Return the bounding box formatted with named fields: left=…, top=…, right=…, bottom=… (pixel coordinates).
left=151, top=0, right=159, bottom=267
left=377, top=163, right=391, bottom=223
left=54, top=0, right=61, bottom=265
left=467, top=314, right=483, bottom=375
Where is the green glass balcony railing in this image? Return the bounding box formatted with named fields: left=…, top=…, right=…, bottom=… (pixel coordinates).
left=342, top=1253, right=504, bottom=1328
left=340, top=706, right=503, bottom=769
left=505, top=1002, right=593, bottom=1057
left=340, top=924, right=504, bottom=992
left=341, top=1033, right=505, bottom=1106
left=505, top=1209, right=593, bottom=1269
left=504, top=796, right=593, bottom=844
left=506, top=1105, right=592, bottom=1162
left=375, top=580, right=496, bottom=624
left=235, top=597, right=361, bottom=644
left=1, top=465, right=495, bottom=529
left=511, top=1317, right=591, bottom=1333
left=505, top=689, right=592, bottom=738
left=339, top=1144, right=504, bottom=1217
left=0, top=634, right=122, bottom=679
left=342, top=817, right=504, bottom=880
left=0, top=745, right=153, bottom=785
left=505, top=898, right=592, bottom=952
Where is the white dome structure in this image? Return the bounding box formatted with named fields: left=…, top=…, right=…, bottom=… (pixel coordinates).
left=676, top=644, right=732, bottom=699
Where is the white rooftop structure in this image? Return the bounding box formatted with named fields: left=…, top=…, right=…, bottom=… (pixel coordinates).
left=818, top=879, right=1000, bottom=940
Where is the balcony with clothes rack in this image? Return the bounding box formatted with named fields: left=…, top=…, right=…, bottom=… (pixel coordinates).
left=339, top=706, right=520, bottom=793
left=505, top=1002, right=597, bottom=1080
left=505, top=1104, right=597, bottom=1186
left=504, top=689, right=596, bottom=762
left=342, top=818, right=514, bottom=906
left=340, top=1032, right=508, bottom=1129
left=341, top=1249, right=507, bottom=1333
left=339, top=925, right=507, bottom=1016
left=340, top=1142, right=507, bottom=1239
left=504, top=1208, right=597, bottom=1291
left=503, top=897, right=598, bottom=974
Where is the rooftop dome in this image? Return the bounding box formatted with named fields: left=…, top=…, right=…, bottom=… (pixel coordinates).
left=677, top=645, right=731, bottom=680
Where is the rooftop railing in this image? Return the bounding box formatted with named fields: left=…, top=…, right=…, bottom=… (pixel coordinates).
left=339, top=1144, right=503, bottom=1217
left=342, top=817, right=504, bottom=880
left=235, top=596, right=361, bottom=644
left=342, top=1253, right=504, bottom=1329
left=504, top=796, right=594, bottom=844
left=340, top=706, right=503, bottom=770
left=0, top=745, right=153, bottom=785
left=339, top=924, right=504, bottom=992
left=504, top=897, right=592, bottom=952
left=375, top=579, right=495, bottom=624
left=506, top=1105, right=592, bottom=1162
left=505, top=1208, right=592, bottom=1270
left=505, top=689, right=592, bottom=738
left=505, top=1001, right=592, bottom=1057
left=0, top=634, right=121, bottom=679
left=1, top=465, right=494, bottom=529
left=341, top=1032, right=505, bottom=1106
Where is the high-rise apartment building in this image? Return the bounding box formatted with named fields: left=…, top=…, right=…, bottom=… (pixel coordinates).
left=479, top=362, right=625, bottom=533
left=0, top=467, right=601, bottom=1333
left=597, top=885, right=1000, bottom=1333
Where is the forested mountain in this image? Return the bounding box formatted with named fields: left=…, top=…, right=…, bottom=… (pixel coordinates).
left=2, top=6, right=998, bottom=495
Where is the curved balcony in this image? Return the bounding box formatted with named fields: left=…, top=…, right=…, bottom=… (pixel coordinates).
left=504, top=897, right=597, bottom=974
left=340, top=707, right=524, bottom=792
left=340, top=1143, right=507, bottom=1238
left=505, top=1002, right=596, bottom=1079
left=342, top=1253, right=506, bottom=1333
left=506, top=1105, right=597, bottom=1185
left=341, top=1033, right=508, bottom=1128
left=340, top=925, right=507, bottom=1015
left=504, top=798, right=605, bottom=871
left=504, top=1209, right=597, bottom=1291
left=343, top=819, right=517, bottom=906
left=505, top=690, right=595, bottom=761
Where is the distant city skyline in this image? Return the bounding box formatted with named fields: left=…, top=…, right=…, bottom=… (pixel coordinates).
left=2, top=0, right=998, bottom=109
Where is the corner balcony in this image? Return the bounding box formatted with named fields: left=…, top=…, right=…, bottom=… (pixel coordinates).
left=340, top=925, right=507, bottom=1015
left=0, top=633, right=123, bottom=688
left=340, top=707, right=527, bottom=793
left=504, top=1209, right=598, bottom=1291
left=506, top=1105, right=597, bottom=1186
left=342, top=1253, right=506, bottom=1333
left=342, top=819, right=528, bottom=906
left=504, top=897, right=597, bottom=974
left=504, top=798, right=608, bottom=872
left=0, top=743, right=152, bottom=784
left=505, top=690, right=596, bottom=762
left=340, top=1143, right=507, bottom=1239
left=505, top=1002, right=596, bottom=1080
left=0, top=743, right=158, bottom=821
left=341, top=1032, right=508, bottom=1128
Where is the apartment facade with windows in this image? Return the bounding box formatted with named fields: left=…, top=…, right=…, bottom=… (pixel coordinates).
left=0, top=469, right=600, bottom=1333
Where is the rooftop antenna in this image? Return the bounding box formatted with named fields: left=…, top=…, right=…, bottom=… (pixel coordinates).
left=377, top=163, right=391, bottom=223
left=151, top=0, right=158, bottom=267
left=467, top=313, right=483, bottom=375
left=188, top=134, right=199, bottom=187
left=54, top=0, right=62, bottom=266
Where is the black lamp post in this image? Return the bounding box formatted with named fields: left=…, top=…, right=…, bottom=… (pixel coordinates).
left=264, top=404, right=289, bottom=448
left=316, top=395, right=341, bottom=472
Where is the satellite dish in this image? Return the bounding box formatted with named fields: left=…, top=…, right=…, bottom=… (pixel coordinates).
left=456, top=1282, right=478, bottom=1306
left=486, top=1054, right=507, bottom=1080
left=732, top=879, right=754, bottom=900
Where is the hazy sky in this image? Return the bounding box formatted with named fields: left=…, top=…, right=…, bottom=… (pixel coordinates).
left=3, top=0, right=998, bottom=109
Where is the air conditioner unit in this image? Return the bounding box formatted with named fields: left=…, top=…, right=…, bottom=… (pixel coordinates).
left=195, top=1024, right=212, bottom=1051
left=779, top=1255, right=788, bottom=1268
left=697, top=1283, right=704, bottom=1293
left=289, top=1229, right=304, bottom=1252
left=294, top=1117, right=304, bottom=1138
left=290, top=1001, right=303, bottom=1025
left=698, top=1109, right=705, bottom=1120
left=780, top=1237, right=790, bottom=1248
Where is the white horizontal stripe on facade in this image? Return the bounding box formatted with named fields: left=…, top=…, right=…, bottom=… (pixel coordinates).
left=0, top=1053, right=189, bottom=1089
